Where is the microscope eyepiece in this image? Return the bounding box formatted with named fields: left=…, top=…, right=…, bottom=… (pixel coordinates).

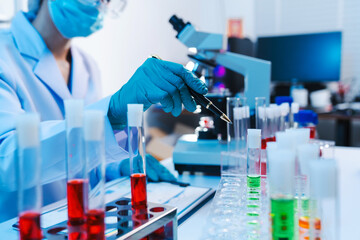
left=169, top=15, right=188, bottom=34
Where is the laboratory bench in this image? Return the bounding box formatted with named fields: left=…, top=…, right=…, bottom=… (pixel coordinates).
left=0, top=147, right=359, bottom=239
left=177, top=146, right=360, bottom=240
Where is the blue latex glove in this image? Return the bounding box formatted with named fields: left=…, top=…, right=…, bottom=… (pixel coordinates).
left=119, top=154, right=177, bottom=182
left=108, top=58, right=208, bottom=128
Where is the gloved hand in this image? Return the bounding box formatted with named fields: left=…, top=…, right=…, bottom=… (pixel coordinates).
left=108, top=58, right=208, bottom=128
left=119, top=154, right=177, bottom=182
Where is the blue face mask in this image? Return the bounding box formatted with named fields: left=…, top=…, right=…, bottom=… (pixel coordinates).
left=48, top=0, right=104, bottom=39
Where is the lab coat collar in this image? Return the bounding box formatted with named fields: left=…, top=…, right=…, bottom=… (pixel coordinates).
left=11, top=12, right=90, bottom=100
left=70, top=47, right=89, bottom=99
left=12, top=11, right=71, bottom=100
left=11, top=11, right=47, bottom=60
left=34, top=50, right=72, bottom=100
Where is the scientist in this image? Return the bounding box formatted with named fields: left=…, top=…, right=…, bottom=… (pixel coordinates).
left=0, top=0, right=207, bottom=221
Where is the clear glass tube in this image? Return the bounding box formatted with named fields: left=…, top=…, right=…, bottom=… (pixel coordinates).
left=227, top=97, right=246, bottom=153
left=64, top=100, right=88, bottom=239
left=268, top=149, right=296, bottom=240
left=16, top=113, right=42, bottom=240
left=255, top=97, right=267, bottom=150
left=128, top=104, right=147, bottom=209
left=309, top=159, right=338, bottom=240
left=246, top=129, right=262, bottom=238
left=84, top=111, right=106, bottom=240
left=280, top=103, right=290, bottom=131
left=266, top=107, right=276, bottom=142
left=297, top=144, right=319, bottom=240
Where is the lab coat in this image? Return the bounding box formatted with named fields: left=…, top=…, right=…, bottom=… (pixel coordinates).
left=0, top=12, right=128, bottom=221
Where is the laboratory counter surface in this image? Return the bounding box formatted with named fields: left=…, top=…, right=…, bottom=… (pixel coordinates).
left=0, top=147, right=359, bottom=239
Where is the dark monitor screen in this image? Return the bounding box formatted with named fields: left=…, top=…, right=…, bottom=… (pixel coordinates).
left=256, top=32, right=342, bottom=83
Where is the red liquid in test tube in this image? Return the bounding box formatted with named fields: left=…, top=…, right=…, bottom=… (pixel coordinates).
left=306, top=126, right=316, bottom=139
left=87, top=209, right=105, bottom=240
left=261, top=138, right=267, bottom=149
left=131, top=173, right=147, bottom=208
left=261, top=161, right=267, bottom=175
left=67, top=179, right=88, bottom=240
left=19, top=211, right=42, bottom=240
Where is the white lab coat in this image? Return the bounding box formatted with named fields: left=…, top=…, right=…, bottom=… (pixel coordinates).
left=0, top=12, right=128, bottom=221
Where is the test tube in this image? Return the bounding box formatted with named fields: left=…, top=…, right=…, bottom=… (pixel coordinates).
left=291, top=102, right=300, bottom=128
left=247, top=129, right=262, bottom=191
left=227, top=97, right=246, bottom=153
left=270, top=104, right=281, bottom=135
left=279, top=102, right=290, bottom=131
left=268, top=149, right=296, bottom=240
left=297, top=144, right=320, bottom=240
left=128, top=104, right=147, bottom=209
left=244, top=106, right=250, bottom=139
left=265, top=107, right=276, bottom=143
left=65, top=100, right=88, bottom=240
left=309, top=159, right=339, bottom=240
left=16, top=113, right=42, bottom=240
left=246, top=129, right=262, bottom=238
left=255, top=97, right=267, bottom=150
left=84, top=111, right=106, bottom=240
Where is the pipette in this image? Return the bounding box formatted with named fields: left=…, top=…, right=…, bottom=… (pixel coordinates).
left=151, top=55, right=231, bottom=123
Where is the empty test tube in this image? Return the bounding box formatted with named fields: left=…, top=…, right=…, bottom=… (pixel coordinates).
left=65, top=100, right=88, bottom=240
left=128, top=104, right=147, bottom=209
left=227, top=97, right=246, bottom=152
left=16, top=114, right=42, bottom=240
left=280, top=102, right=290, bottom=131
left=291, top=102, right=300, bottom=128
left=84, top=111, right=106, bottom=240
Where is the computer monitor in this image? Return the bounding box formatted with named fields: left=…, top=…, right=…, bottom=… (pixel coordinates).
left=256, top=32, right=342, bottom=83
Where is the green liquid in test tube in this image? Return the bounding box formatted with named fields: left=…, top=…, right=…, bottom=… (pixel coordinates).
left=246, top=129, right=262, bottom=222
left=268, top=149, right=296, bottom=240
left=271, top=198, right=295, bottom=239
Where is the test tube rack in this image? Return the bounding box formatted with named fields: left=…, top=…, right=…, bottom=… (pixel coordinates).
left=43, top=197, right=178, bottom=240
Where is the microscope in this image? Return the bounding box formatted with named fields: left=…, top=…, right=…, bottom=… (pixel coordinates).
left=170, top=15, right=271, bottom=174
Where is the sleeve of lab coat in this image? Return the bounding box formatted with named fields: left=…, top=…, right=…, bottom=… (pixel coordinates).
left=0, top=78, right=128, bottom=192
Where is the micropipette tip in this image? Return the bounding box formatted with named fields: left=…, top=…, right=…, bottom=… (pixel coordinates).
left=221, top=114, right=232, bottom=124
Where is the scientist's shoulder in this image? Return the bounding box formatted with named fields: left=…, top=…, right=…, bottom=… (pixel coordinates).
left=0, top=28, right=22, bottom=86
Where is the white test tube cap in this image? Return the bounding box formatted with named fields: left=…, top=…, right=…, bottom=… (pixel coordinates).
left=266, top=107, right=275, bottom=119
left=275, top=131, right=294, bottom=150
left=271, top=105, right=281, bottom=118
left=64, top=99, right=84, bottom=128
left=280, top=102, right=290, bottom=116
left=258, top=106, right=266, bottom=119
left=291, top=102, right=300, bottom=114
left=127, top=104, right=144, bottom=127
left=84, top=110, right=104, bottom=141
left=310, top=159, right=337, bottom=198
left=245, top=106, right=250, bottom=118
left=297, top=143, right=320, bottom=176
left=268, top=149, right=296, bottom=194
left=247, top=129, right=261, bottom=148
left=293, top=128, right=310, bottom=145
left=16, top=113, right=40, bottom=148
left=233, top=107, right=242, bottom=120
